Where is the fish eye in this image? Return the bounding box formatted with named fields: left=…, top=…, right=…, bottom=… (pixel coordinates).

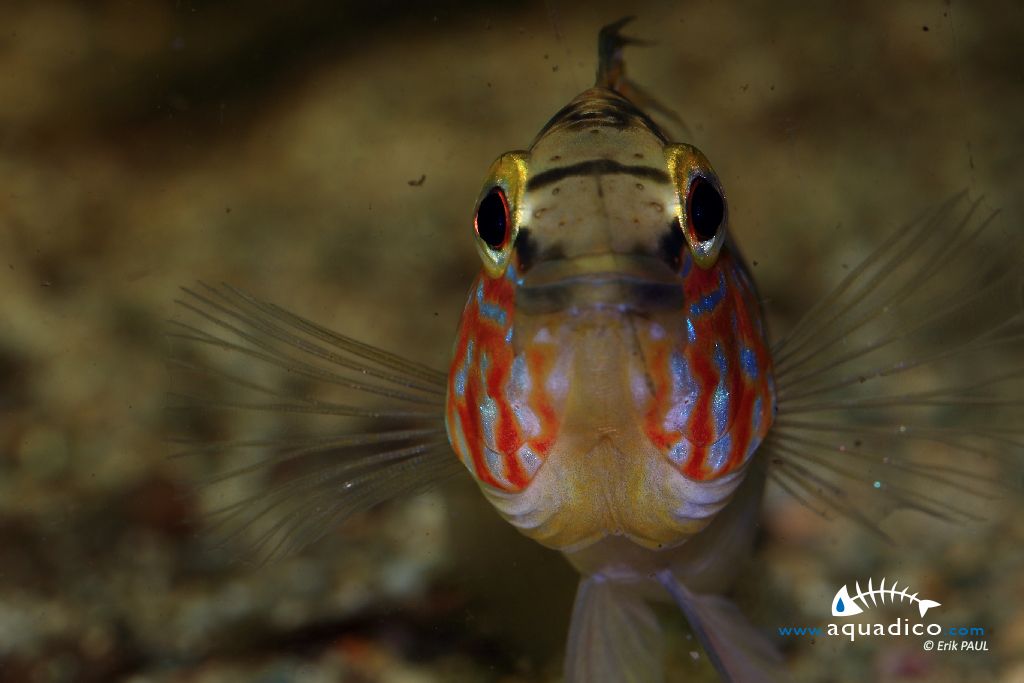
left=473, top=151, right=528, bottom=277
left=475, top=187, right=510, bottom=250
left=665, top=144, right=727, bottom=269
left=687, top=177, right=724, bottom=242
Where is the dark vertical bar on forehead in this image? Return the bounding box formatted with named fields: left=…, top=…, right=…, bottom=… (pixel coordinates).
left=526, top=159, right=670, bottom=191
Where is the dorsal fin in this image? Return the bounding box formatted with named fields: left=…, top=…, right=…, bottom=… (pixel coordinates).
left=595, top=17, right=690, bottom=140
left=596, top=16, right=647, bottom=90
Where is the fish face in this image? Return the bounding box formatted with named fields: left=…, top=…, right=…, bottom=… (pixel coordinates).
left=445, top=88, right=776, bottom=552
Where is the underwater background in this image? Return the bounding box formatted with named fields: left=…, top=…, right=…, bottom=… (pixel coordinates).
left=0, top=1, right=1022, bottom=681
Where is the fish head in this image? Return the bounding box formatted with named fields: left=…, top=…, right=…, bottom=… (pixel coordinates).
left=445, top=87, right=776, bottom=553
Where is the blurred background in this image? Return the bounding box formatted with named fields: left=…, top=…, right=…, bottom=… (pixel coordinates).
left=1, top=0, right=1022, bottom=681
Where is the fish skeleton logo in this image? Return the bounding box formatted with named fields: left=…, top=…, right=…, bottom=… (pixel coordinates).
left=831, top=578, right=941, bottom=618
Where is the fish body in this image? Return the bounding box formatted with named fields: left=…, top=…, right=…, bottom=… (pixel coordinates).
left=443, top=22, right=785, bottom=680
left=170, top=17, right=1023, bottom=683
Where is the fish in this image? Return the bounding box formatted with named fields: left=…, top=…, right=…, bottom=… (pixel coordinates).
left=830, top=579, right=941, bottom=619
left=166, top=17, right=1024, bottom=683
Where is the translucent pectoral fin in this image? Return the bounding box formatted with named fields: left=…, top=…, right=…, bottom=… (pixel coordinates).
left=564, top=575, right=665, bottom=683
left=658, top=571, right=789, bottom=683
left=165, top=283, right=460, bottom=563
left=768, top=193, right=1024, bottom=533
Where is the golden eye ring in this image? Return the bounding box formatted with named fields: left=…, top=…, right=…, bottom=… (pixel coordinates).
left=473, top=151, right=529, bottom=278
left=665, top=144, right=728, bottom=269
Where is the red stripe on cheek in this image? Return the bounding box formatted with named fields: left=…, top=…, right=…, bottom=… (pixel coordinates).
left=727, top=378, right=754, bottom=471
left=642, top=341, right=677, bottom=450
left=687, top=351, right=718, bottom=447
left=488, top=353, right=525, bottom=487
left=526, top=346, right=559, bottom=455
left=684, top=444, right=707, bottom=480
left=461, top=368, right=495, bottom=487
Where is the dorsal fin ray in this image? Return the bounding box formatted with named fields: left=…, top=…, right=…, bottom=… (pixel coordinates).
left=595, top=17, right=691, bottom=140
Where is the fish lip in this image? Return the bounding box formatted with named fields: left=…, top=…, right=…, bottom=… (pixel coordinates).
left=514, top=255, right=683, bottom=314
left=519, top=253, right=680, bottom=288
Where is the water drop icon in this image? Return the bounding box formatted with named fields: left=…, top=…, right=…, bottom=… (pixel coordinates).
left=836, top=597, right=845, bottom=613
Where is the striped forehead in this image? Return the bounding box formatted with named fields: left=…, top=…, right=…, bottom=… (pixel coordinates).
left=525, top=158, right=670, bottom=193
left=516, top=119, right=678, bottom=272
left=532, top=87, right=669, bottom=144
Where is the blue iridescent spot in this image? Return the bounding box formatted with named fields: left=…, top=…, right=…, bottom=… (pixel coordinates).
left=480, top=302, right=507, bottom=326
left=709, top=434, right=732, bottom=473
left=455, top=340, right=475, bottom=396
left=484, top=446, right=512, bottom=488
left=480, top=395, right=498, bottom=448
left=664, top=352, right=698, bottom=432
left=668, top=439, right=692, bottom=466
left=712, top=381, right=729, bottom=435
left=517, top=444, right=541, bottom=477
left=688, top=272, right=727, bottom=318
left=686, top=318, right=696, bottom=343
left=741, top=347, right=759, bottom=379
left=670, top=352, right=688, bottom=386
left=713, top=344, right=727, bottom=373
left=508, top=354, right=530, bottom=399
left=454, top=363, right=468, bottom=397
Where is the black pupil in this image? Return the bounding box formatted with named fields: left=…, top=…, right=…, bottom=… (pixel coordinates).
left=689, top=179, right=724, bottom=241
left=476, top=189, right=508, bottom=249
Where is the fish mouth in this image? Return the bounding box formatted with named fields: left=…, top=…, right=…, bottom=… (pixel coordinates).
left=517, top=253, right=683, bottom=314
